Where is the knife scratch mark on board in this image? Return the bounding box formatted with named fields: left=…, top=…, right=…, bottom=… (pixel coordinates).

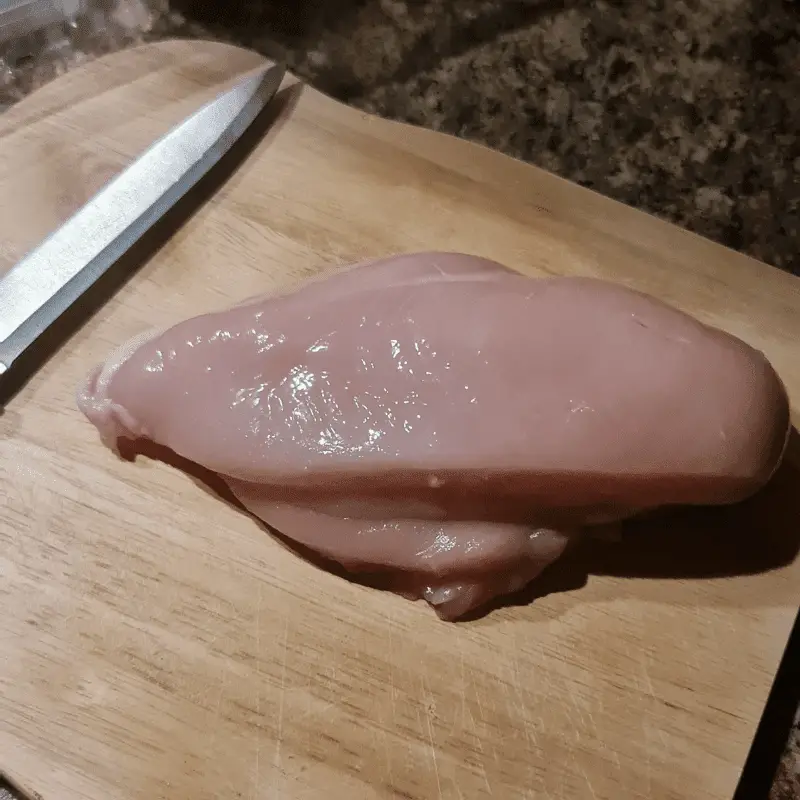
left=578, top=763, right=599, bottom=800
left=383, top=607, right=397, bottom=787
left=387, top=607, right=398, bottom=723
left=420, top=674, right=443, bottom=800
left=458, top=633, right=468, bottom=728
left=508, top=629, right=536, bottom=797
left=382, top=726, right=395, bottom=790
left=464, top=700, right=493, bottom=797
left=209, top=658, right=228, bottom=762
left=254, top=582, right=262, bottom=796
left=273, top=613, right=289, bottom=770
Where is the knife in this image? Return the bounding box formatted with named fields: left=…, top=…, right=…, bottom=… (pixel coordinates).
left=0, top=61, right=287, bottom=378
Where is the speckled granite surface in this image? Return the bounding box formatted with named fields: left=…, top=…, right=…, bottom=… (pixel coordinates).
left=0, top=0, right=798, bottom=273
left=0, top=1, right=797, bottom=799
left=160, top=0, right=800, bottom=275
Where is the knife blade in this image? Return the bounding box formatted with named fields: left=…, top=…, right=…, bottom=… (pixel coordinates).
left=0, top=61, right=287, bottom=377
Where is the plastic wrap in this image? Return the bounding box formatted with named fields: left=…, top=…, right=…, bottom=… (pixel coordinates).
left=0, top=0, right=163, bottom=108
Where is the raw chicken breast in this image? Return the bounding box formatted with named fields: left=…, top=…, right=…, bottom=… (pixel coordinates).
left=77, top=252, right=791, bottom=619
left=224, top=487, right=574, bottom=619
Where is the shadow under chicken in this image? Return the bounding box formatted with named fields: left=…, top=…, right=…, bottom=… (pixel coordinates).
left=116, top=425, right=800, bottom=621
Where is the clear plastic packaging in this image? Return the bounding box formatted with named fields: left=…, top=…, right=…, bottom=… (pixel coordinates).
left=0, top=0, right=159, bottom=108
left=0, top=0, right=83, bottom=45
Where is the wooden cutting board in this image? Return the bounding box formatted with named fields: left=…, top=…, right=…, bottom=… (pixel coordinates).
left=0, top=39, right=798, bottom=800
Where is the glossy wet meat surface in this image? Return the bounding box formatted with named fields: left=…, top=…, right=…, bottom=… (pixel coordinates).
left=77, top=252, right=791, bottom=618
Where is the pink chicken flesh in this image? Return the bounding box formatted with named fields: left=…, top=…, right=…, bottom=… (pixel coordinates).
left=77, top=252, right=790, bottom=619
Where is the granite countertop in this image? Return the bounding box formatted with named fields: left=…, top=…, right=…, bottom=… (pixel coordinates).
left=0, top=1, right=798, bottom=798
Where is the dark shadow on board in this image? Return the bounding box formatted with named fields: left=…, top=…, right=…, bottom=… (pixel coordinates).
left=0, top=771, right=42, bottom=800
left=733, top=606, right=799, bottom=800
left=115, top=426, right=800, bottom=616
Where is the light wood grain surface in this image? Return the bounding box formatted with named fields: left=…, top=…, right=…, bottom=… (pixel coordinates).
left=0, top=39, right=798, bottom=800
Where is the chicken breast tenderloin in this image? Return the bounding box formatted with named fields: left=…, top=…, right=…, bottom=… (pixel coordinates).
left=77, top=252, right=791, bottom=619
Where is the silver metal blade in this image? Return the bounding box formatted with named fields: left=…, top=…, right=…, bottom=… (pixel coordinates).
left=0, top=61, right=286, bottom=375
